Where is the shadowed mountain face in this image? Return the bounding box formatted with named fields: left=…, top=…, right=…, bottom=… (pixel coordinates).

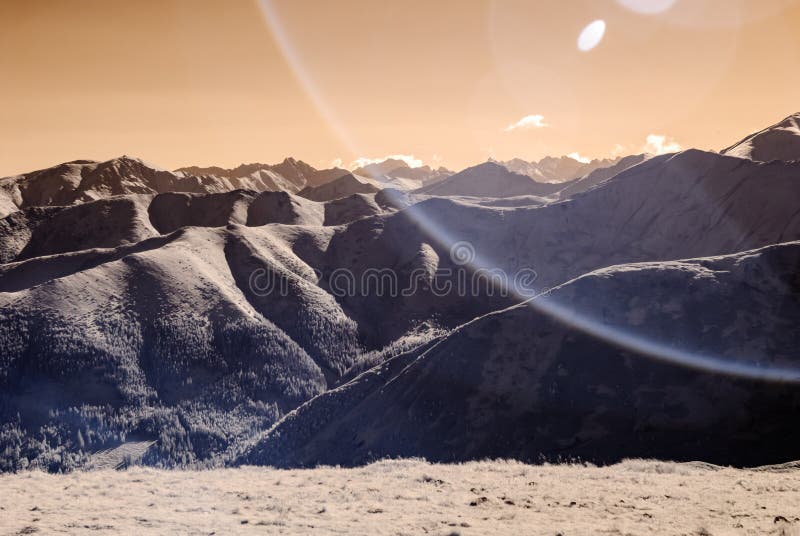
left=2, top=115, right=800, bottom=471
left=242, top=241, right=800, bottom=468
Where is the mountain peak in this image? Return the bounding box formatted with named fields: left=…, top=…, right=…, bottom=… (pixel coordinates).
left=722, top=112, right=800, bottom=162
left=492, top=155, right=622, bottom=184
left=114, top=154, right=146, bottom=164
left=279, top=156, right=303, bottom=167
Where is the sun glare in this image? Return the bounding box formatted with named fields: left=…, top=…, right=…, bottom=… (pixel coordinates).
left=577, top=19, right=606, bottom=52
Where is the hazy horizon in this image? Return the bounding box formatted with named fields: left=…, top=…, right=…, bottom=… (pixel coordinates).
left=1, top=0, right=799, bottom=176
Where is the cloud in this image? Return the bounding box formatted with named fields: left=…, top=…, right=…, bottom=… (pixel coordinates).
left=330, top=157, right=343, bottom=168
left=606, top=136, right=681, bottom=158
left=643, top=134, right=682, bottom=155
left=567, top=152, right=591, bottom=164
left=504, top=114, right=548, bottom=132
left=610, top=143, right=627, bottom=158
left=349, top=154, right=424, bottom=169
left=577, top=19, right=606, bottom=52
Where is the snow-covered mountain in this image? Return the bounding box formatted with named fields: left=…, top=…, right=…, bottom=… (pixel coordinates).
left=415, top=161, right=565, bottom=198
left=352, top=159, right=452, bottom=190
left=176, top=157, right=350, bottom=192
left=494, top=155, right=621, bottom=183
left=722, top=112, right=800, bottom=162
left=298, top=173, right=380, bottom=201
left=415, top=155, right=649, bottom=199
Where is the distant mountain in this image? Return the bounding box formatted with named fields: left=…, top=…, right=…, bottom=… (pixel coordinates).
left=558, top=154, right=649, bottom=199
left=722, top=112, right=800, bottom=162
left=0, top=156, right=335, bottom=219
left=0, top=153, right=622, bottom=217
left=415, top=154, right=637, bottom=199
left=0, top=156, right=356, bottom=220
left=298, top=174, right=380, bottom=201
left=0, top=157, right=174, bottom=217
left=352, top=159, right=452, bottom=190
left=351, top=158, right=413, bottom=178
left=242, top=241, right=800, bottom=468
left=415, top=161, right=565, bottom=197
left=495, top=155, right=621, bottom=183
left=177, top=157, right=350, bottom=192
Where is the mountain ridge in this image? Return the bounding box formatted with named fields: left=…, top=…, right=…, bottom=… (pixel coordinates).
left=242, top=240, right=800, bottom=467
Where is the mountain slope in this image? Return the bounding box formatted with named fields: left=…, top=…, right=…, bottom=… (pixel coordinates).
left=0, top=189, right=388, bottom=264
left=298, top=174, right=380, bottom=201
left=416, top=161, right=564, bottom=198
left=246, top=191, right=325, bottom=227
left=722, top=112, right=800, bottom=162
left=323, top=194, right=383, bottom=226
left=148, top=190, right=255, bottom=234
left=0, top=224, right=358, bottom=471
left=0, top=195, right=158, bottom=263
left=557, top=154, right=648, bottom=198
left=352, top=159, right=452, bottom=189
left=242, top=241, right=800, bottom=467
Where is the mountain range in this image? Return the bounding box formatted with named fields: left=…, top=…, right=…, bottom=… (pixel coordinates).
left=1, top=113, right=800, bottom=472
left=492, top=155, right=622, bottom=183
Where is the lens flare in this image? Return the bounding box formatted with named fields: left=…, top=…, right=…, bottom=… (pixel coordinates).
left=255, top=1, right=800, bottom=384
left=616, top=0, right=678, bottom=14
left=256, top=0, right=360, bottom=159
left=577, top=20, right=606, bottom=52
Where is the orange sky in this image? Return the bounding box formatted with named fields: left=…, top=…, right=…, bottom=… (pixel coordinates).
left=1, top=0, right=799, bottom=176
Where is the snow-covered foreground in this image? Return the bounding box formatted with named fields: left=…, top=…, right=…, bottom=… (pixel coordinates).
left=1, top=459, right=799, bottom=535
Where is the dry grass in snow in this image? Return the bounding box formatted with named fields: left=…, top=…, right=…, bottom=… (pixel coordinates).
left=1, top=459, right=799, bottom=535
